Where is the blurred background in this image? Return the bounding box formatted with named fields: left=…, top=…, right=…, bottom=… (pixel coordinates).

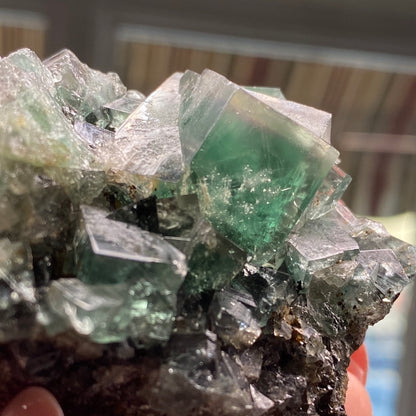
left=0, top=1, right=415, bottom=415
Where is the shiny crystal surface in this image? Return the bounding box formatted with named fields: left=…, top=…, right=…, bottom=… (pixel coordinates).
left=303, top=165, right=352, bottom=221
left=179, top=69, right=339, bottom=263
left=244, top=86, right=286, bottom=100
left=0, top=48, right=414, bottom=416
left=286, top=210, right=360, bottom=286
left=102, top=89, right=146, bottom=128
left=209, top=288, right=261, bottom=349
left=0, top=239, right=36, bottom=342
left=113, top=72, right=184, bottom=181
left=44, top=49, right=127, bottom=120
left=110, top=194, right=247, bottom=294
left=246, top=89, right=332, bottom=143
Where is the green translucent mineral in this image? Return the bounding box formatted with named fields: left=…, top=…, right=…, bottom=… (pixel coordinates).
left=179, top=69, right=339, bottom=263
left=70, top=205, right=187, bottom=344
left=109, top=194, right=247, bottom=294
left=75, top=205, right=187, bottom=286
left=157, top=195, right=247, bottom=294
left=47, top=276, right=178, bottom=345
left=0, top=50, right=93, bottom=170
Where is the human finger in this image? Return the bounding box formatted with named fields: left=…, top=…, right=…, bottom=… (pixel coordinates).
left=1, top=387, right=64, bottom=416
left=348, top=343, right=368, bottom=385
left=345, top=370, right=372, bottom=416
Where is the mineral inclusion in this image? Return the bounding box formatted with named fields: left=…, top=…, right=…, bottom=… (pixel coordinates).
left=0, top=48, right=414, bottom=416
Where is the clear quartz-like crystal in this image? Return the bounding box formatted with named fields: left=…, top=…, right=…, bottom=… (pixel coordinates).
left=357, top=249, right=409, bottom=299
left=286, top=210, right=359, bottom=285
left=103, top=89, right=146, bottom=128
left=302, top=165, right=352, bottom=221
left=244, top=86, right=286, bottom=100
left=0, top=239, right=36, bottom=342
left=112, top=72, right=184, bottom=181
left=44, top=49, right=127, bottom=119
left=209, top=288, right=261, bottom=349
left=245, top=90, right=332, bottom=143
left=47, top=278, right=128, bottom=342
left=335, top=202, right=416, bottom=279
left=73, top=119, right=115, bottom=148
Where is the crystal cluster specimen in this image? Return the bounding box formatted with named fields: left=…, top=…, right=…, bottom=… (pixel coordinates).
left=0, top=48, right=414, bottom=416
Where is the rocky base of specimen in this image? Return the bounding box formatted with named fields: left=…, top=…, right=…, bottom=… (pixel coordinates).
left=0, top=255, right=397, bottom=416
left=0, top=305, right=349, bottom=416
left=0, top=48, right=414, bottom=416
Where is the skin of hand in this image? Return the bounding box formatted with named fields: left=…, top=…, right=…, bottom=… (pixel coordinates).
left=1, top=345, right=373, bottom=416
left=345, top=344, right=373, bottom=416
left=1, top=387, right=63, bottom=416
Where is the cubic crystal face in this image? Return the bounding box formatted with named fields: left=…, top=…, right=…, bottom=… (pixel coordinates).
left=286, top=210, right=360, bottom=285
left=70, top=205, right=187, bottom=345
left=44, top=49, right=127, bottom=120
left=179, top=70, right=339, bottom=263
left=0, top=48, right=414, bottom=416
left=75, top=205, right=187, bottom=286
left=103, top=89, right=146, bottom=129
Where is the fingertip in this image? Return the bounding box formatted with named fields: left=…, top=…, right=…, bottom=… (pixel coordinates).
left=1, top=387, right=63, bottom=416
left=345, top=371, right=372, bottom=416
left=349, top=344, right=369, bottom=385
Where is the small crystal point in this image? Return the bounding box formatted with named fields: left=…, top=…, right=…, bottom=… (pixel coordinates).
left=209, top=289, right=261, bottom=349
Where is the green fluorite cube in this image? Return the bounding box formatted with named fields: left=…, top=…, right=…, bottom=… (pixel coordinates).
left=71, top=205, right=188, bottom=344
left=75, top=205, right=187, bottom=288
left=180, top=70, right=339, bottom=264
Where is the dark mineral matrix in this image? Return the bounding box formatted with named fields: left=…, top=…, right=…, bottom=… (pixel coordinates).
left=0, top=48, right=414, bottom=416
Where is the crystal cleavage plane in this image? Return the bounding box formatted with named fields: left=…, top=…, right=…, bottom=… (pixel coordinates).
left=0, top=48, right=414, bottom=416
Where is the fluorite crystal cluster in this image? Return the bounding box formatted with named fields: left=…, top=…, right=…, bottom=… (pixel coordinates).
left=0, top=48, right=414, bottom=416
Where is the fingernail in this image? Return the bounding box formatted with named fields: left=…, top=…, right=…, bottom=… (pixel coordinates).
left=1, top=387, right=64, bottom=416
